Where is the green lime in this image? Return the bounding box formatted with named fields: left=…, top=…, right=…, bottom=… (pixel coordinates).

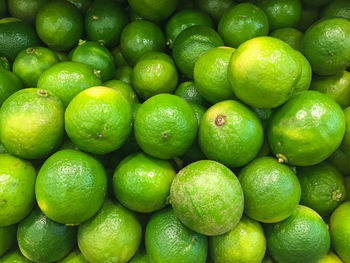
left=145, top=207, right=208, bottom=263
left=104, top=79, right=139, bottom=104
left=67, top=0, right=92, bottom=13
left=228, top=36, right=302, bottom=109
left=266, top=205, right=330, bottom=263
left=239, top=157, right=301, bottom=223
left=209, top=216, right=266, bottom=263
left=0, top=57, right=9, bottom=70
left=78, top=199, right=142, bottom=263
left=37, top=61, right=102, bottom=106
left=328, top=148, right=350, bottom=176
left=36, top=149, right=107, bottom=225
left=321, top=0, right=350, bottom=20
left=132, top=52, right=178, bottom=99
left=17, top=207, right=76, bottom=263
left=270, top=28, right=303, bottom=50
left=13, top=47, right=59, bottom=88
left=113, top=152, right=176, bottom=213
left=199, top=100, right=264, bottom=167
left=310, top=70, right=350, bottom=108
left=170, top=160, right=244, bottom=236
left=341, top=107, right=350, bottom=155
left=318, top=252, right=343, bottom=263
left=267, top=90, right=346, bottom=166
left=128, top=7, right=145, bottom=22
left=0, top=225, right=16, bottom=257
left=0, top=18, right=39, bottom=61
left=195, top=0, right=235, bottom=22
left=71, top=41, right=115, bottom=82
left=292, top=50, right=312, bottom=93
left=58, top=249, right=89, bottom=263
left=114, top=65, right=132, bottom=84
left=330, top=201, right=350, bottom=262
left=54, top=51, right=68, bottom=62
left=194, top=47, right=235, bottom=104
left=85, top=1, right=128, bottom=47
left=112, top=46, right=129, bottom=67
left=0, top=88, right=64, bottom=159
left=0, top=67, right=23, bottom=105
left=134, top=94, right=198, bottom=159
left=35, top=0, right=83, bottom=51
left=128, top=0, right=178, bottom=21
left=256, top=0, right=302, bottom=30
left=297, top=6, right=320, bottom=32
left=166, top=8, right=214, bottom=48
left=298, top=162, right=346, bottom=217
left=129, top=250, right=150, bottom=263
left=174, top=81, right=206, bottom=106
left=120, top=20, right=166, bottom=66
left=0, top=248, right=32, bottom=263
left=8, top=0, right=49, bottom=24
left=218, top=3, right=269, bottom=48
left=173, top=25, right=224, bottom=79
left=301, top=18, right=350, bottom=76
left=302, top=0, right=332, bottom=7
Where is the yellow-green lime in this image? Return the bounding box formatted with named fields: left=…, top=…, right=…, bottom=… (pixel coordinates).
left=195, top=0, right=235, bottom=22
left=341, top=107, right=350, bottom=155
left=174, top=81, right=206, bottom=106
left=103, top=79, right=139, bottom=104
left=128, top=0, right=178, bottom=21
left=0, top=248, right=32, bottom=263
left=114, top=65, right=132, bottom=84
left=318, top=252, right=343, bottom=263
left=8, top=0, right=49, bottom=24
left=58, top=249, right=89, bottom=263
left=270, top=28, right=303, bottom=51
left=0, top=67, right=23, bottom=105
left=292, top=50, right=313, bottom=93
left=0, top=225, right=16, bottom=257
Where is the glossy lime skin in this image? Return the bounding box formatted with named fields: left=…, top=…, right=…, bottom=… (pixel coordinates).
left=145, top=208, right=208, bottom=263
left=199, top=100, right=264, bottom=168
left=128, top=0, right=178, bottom=21
left=120, top=20, right=166, bottom=66
left=17, top=207, right=76, bottom=263
left=85, top=1, right=128, bottom=47
left=0, top=248, right=32, bottom=262
left=301, top=18, right=350, bottom=76
left=293, top=50, right=312, bottom=93
left=170, top=160, right=244, bottom=236
left=13, top=47, right=59, bottom=88
left=134, top=94, right=198, bottom=160
left=266, top=205, right=330, bottom=263
left=36, top=149, right=107, bottom=225
left=239, top=157, right=301, bottom=223
left=195, top=0, right=235, bottom=22
left=209, top=216, right=266, bottom=263
left=36, top=0, right=83, bottom=51
left=267, top=90, right=345, bottom=166
left=78, top=200, right=142, bottom=263
left=218, top=3, right=269, bottom=48
left=172, top=25, right=224, bottom=79
left=270, top=28, right=303, bottom=51
left=0, top=67, right=23, bottom=105
left=0, top=88, right=64, bottom=159
left=174, top=81, right=206, bottom=106
left=8, top=0, right=49, bottom=24
left=0, top=225, right=16, bottom=257
left=321, top=0, right=350, bottom=20
left=103, top=79, right=139, bottom=104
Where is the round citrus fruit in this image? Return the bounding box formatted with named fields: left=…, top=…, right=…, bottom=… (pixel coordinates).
left=328, top=148, right=350, bottom=176
left=134, top=94, right=198, bottom=159
left=321, top=0, right=350, bottom=20
left=341, top=107, right=350, bottom=155
left=292, top=50, right=312, bottom=93
left=128, top=0, right=178, bottom=21
left=0, top=67, right=23, bottom=105
left=174, top=81, right=206, bottom=106
left=170, top=160, right=244, bottom=236
left=195, top=0, right=235, bottom=22
left=8, top=0, right=49, bottom=24
left=103, top=79, right=139, bottom=104
left=267, top=90, right=346, bottom=166
left=297, top=6, right=320, bottom=32
left=36, top=149, right=107, bottom=225
left=270, top=28, right=303, bottom=51
left=318, top=252, right=343, bottom=263
left=0, top=225, right=16, bottom=257
left=0, top=88, right=64, bottom=159
left=129, top=250, right=150, bottom=263
left=114, top=65, right=132, bottom=84
left=112, top=46, right=129, bottom=67
left=0, top=248, right=32, bottom=263
left=199, top=100, right=264, bottom=167
left=58, top=249, right=89, bottom=263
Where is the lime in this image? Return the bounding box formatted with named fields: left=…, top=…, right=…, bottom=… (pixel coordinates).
left=71, top=41, right=115, bottom=82
left=0, top=225, right=16, bottom=257
left=8, top=0, right=49, bottom=24
left=0, top=18, right=39, bottom=61
left=36, top=149, right=107, bottom=225
left=292, top=50, right=312, bottom=93
left=330, top=201, right=350, bottom=262
left=297, top=6, right=320, bottom=32
left=341, top=107, right=350, bottom=155
left=120, top=20, right=165, bottom=66
left=58, top=250, right=89, bottom=263
left=0, top=88, right=64, bottom=159
left=54, top=51, right=69, bottom=62
left=0, top=248, right=32, bottom=263
left=173, top=25, right=224, bottom=79
left=195, top=0, right=235, bottom=22
left=36, top=0, right=83, bottom=51
left=174, top=81, right=206, bottom=106
left=310, top=71, right=350, bottom=108
left=209, top=216, right=266, bottom=263
left=114, top=65, right=132, bottom=84
left=113, top=152, right=176, bottom=213
left=318, top=252, right=343, bottom=263
left=256, top=0, right=302, bottom=30
left=85, top=1, right=128, bottom=47
left=302, top=0, right=332, bottom=7
left=218, top=3, right=269, bottom=48
left=132, top=52, right=178, bottom=99
left=194, top=47, right=235, bottom=104
left=78, top=199, right=142, bottom=263
left=239, top=157, right=301, bottom=223
left=328, top=148, right=350, bottom=176
left=267, top=90, right=345, bottom=166
left=321, top=0, right=350, bottom=20
left=301, top=18, right=350, bottom=76
left=0, top=67, right=23, bottom=106
left=145, top=207, right=208, bottom=263
left=103, top=79, right=139, bottom=104
left=270, top=28, right=303, bottom=51
left=228, top=36, right=301, bottom=109
left=37, top=61, right=102, bottom=106
left=266, top=205, right=330, bottom=263
left=134, top=94, right=198, bottom=159
left=166, top=8, right=214, bottom=48
left=13, top=47, right=59, bottom=88
left=0, top=0, right=6, bottom=18
left=129, top=250, right=150, bottom=263
left=0, top=57, right=9, bottom=70
left=170, top=160, right=244, bottom=236
left=298, top=162, right=346, bottom=217
left=112, top=46, right=129, bottom=67
left=17, top=207, right=76, bottom=263
left=67, top=0, right=92, bottom=13
left=199, top=100, right=264, bottom=167
left=128, top=0, right=178, bottom=21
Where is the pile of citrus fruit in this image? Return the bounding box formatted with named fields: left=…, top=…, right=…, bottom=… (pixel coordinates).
left=0, top=0, right=350, bottom=262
